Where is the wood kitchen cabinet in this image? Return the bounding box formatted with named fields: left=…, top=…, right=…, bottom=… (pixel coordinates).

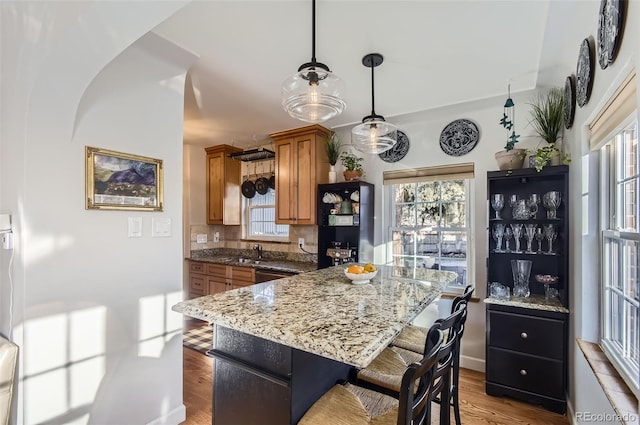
left=270, top=125, right=331, bottom=225
left=205, top=144, right=242, bottom=225
left=188, top=260, right=256, bottom=298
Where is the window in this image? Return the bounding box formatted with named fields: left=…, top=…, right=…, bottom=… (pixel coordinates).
left=600, top=118, right=639, bottom=397
left=384, top=165, right=474, bottom=291
left=244, top=189, right=289, bottom=239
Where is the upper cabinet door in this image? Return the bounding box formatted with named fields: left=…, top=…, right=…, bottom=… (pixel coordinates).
left=271, top=125, right=330, bottom=225
left=205, top=145, right=242, bottom=225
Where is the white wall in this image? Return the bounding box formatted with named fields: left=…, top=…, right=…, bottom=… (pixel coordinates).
left=0, top=2, right=194, bottom=424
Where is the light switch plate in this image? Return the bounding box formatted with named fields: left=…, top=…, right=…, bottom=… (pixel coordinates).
left=128, top=217, right=142, bottom=237
left=196, top=234, right=207, bottom=244
left=214, top=232, right=220, bottom=242
left=151, top=218, right=171, bottom=237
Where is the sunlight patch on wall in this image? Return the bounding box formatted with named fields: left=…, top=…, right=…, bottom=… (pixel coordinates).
left=138, top=291, right=183, bottom=357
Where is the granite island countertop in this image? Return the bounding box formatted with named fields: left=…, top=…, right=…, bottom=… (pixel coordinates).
left=173, top=265, right=457, bottom=368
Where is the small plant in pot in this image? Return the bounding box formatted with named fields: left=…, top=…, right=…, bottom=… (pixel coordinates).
left=325, top=133, right=342, bottom=183
left=528, top=87, right=570, bottom=172
left=340, top=152, right=364, bottom=181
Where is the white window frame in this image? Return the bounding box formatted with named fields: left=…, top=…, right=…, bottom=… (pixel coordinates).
left=242, top=190, right=289, bottom=242
left=384, top=178, right=475, bottom=293
left=599, top=113, right=639, bottom=398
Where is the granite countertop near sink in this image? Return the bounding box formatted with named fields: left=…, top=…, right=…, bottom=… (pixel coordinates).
left=484, top=294, right=569, bottom=313
left=188, top=255, right=317, bottom=274
left=172, top=265, right=457, bottom=368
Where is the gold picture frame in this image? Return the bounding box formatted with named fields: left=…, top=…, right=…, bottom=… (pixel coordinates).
left=85, top=146, right=163, bottom=211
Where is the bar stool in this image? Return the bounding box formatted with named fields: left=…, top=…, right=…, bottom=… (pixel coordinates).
left=391, top=285, right=474, bottom=425
left=298, top=322, right=457, bottom=425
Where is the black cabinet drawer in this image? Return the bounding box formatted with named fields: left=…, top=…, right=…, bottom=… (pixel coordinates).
left=487, top=347, right=564, bottom=399
left=488, top=311, right=564, bottom=359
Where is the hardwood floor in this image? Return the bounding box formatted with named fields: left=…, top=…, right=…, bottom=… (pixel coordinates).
left=181, top=320, right=569, bottom=425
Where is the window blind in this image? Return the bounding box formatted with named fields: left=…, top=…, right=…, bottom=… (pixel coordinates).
left=589, top=70, right=637, bottom=150
left=382, top=163, right=474, bottom=185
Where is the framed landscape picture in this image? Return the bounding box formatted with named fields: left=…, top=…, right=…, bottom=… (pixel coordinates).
left=85, top=146, right=163, bottom=211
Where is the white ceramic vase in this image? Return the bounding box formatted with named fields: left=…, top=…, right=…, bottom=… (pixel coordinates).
left=328, top=165, right=337, bottom=183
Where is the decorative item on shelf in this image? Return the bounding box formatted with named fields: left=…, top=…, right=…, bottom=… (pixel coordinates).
left=378, top=130, right=410, bottom=163
left=535, top=274, right=559, bottom=300
left=527, top=87, right=571, bottom=172
left=495, top=84, right=525, bottom=171
left=511, top=259, right=532, bottom=298
left=340, top=152, right=364, bottom=181
left=576, top=38, right=594, bottom=108
left=597, top=0, right=625, bottom=70
left=564, top=75, right=576, bottom=129
left=351, top=53, right=397, bottom=154
left=543, top=191, right=562, bottom=219
left=439, top=119, right=480, bottom=156
left=325, top=132, right=342, bottom=183
left=281, top=0, right=346, bottom=123
left=490, top=193, right=504, bottom=220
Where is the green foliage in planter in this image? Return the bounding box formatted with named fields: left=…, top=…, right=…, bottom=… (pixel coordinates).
left=340, top=152, right=364, bottom=171
left=529, top=87, right=564, bottom=144
left=531, top=144, right=571, bottom=172
left=325, top=133, right=342, bottom=166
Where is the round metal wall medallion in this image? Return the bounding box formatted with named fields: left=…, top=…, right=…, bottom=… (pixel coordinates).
left=564, top=75, right=576, bottom=129
left=379, top=130, right=410, bottom=163
left=439, top=119, right=480, bottom=156
left=576, top=38, right=594, bottom=108
left=597, top=0, right=624, bottom=70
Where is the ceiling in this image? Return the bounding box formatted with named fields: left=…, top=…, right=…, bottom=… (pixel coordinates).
left=153, top=0, right=551, bottom=149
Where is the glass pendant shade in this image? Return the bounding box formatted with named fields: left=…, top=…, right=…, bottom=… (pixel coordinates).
left=351, top=118, right=398, bottom=154
left=282, top=65, right=346, bottom=123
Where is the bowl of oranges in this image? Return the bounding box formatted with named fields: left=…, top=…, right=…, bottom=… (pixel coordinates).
left=344, top=263, right=378, bottom=284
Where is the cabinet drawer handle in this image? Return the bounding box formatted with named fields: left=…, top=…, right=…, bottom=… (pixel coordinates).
left=519, top=369, right=527, bottom=376
left=520, top=332, right=528, bottom=339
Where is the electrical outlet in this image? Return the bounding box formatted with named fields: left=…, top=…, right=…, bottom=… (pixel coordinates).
left=298, top=237, right=305, bottom=248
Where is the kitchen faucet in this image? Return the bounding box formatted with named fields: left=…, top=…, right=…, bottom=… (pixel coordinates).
left=253, top=243, right=263, bottom=260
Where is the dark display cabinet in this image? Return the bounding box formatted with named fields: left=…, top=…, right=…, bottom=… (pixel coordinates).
left=316, top=182, right=374, bottom=269
left=484, top=165, right=569, bottom=414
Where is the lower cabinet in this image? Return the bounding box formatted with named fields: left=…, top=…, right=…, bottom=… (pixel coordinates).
left=485, top=304, right=568, bottom=413
left=188, top=261, right=256, bottom=298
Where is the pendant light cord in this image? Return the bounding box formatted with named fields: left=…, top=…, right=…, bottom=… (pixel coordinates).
left=370, top=64, right=376, bottom=116
left=311, top=0, right=316, bottom=63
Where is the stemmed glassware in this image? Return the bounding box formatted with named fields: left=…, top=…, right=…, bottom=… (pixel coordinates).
left=511, top=223, right=523, bottom=253
left=543, top=224, right=557, bottom=255
left=524, top=224, right=537, bottom=253
left=491, top=194, right=505, bottom=220
left=535, top=227, right=544, bottom=253
left=504, top=226, right=513, bottom=252
left=492, top=223, right=505, bottom=252
left=543, top=191, right=562, bottom=219
left=509, top=194, right=518, bottom=209
left=528, top=194, right=540, bottom=219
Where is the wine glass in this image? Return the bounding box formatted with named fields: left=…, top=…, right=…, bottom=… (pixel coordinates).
left=528, top=194, right=540, bottom=219
left=509, top=194, right=518, bottom=208
left=511, top=223, right=523, bottom=253
left=492, top=223, right=505, bottom=252
left=491, top=194, right=505, bottom=220
left=534, top=227, right=544, bottom=253
left=504, top=226, right=513, bottom=252
left=543, top=224, right=557, bottom=255
left=524, top=224, right=537, bottom=253
left=543, top=191, right=562, bottom=219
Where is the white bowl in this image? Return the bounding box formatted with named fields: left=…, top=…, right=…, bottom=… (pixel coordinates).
left=344, top=268, right=378, bottom=284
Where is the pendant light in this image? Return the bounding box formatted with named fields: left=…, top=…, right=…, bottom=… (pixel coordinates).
left=351, top=53, right=397, bottom=154
left=281, top=0, right=346, bottom=124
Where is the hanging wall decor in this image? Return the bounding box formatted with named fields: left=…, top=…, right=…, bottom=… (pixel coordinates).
left=440, top=119, right=480, bottom=156
left=597, top=0, right=625, bottom=70
left=379, top=130, right=410, bottom=163
left=576, top=38, right=594, bottom=107
left=564, top=76, right=576, bottom=129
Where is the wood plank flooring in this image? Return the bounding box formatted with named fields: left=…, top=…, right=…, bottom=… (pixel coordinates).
left=181, top=320, right=569, bottom=425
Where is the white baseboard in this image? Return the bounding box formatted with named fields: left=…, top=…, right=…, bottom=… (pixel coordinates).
left=146, top=404, right=186, bottom=425
left=460, top=355, right=485, bottom=372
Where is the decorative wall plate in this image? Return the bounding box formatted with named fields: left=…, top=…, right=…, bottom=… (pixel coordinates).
left=576, top=38, right=594, bottom=107
left=564, top=75, right=576, bottom=129
left=597, top=0, right=624, bottom=70
left=379, top=130, right=410, bottom=163
left=439, top=119, right=480, bottom=156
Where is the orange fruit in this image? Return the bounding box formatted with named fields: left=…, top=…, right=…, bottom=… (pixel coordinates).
left=347, top=264, right=364, bottom=274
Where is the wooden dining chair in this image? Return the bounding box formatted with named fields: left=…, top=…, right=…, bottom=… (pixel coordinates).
left=298, top=322, right=456, bottom=425
left=391, top=285, right=474, bottom=425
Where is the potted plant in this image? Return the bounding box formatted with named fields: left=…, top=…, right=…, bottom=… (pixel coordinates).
left=325, top=133, right=342, bottom=183
left=340, top=152, right=364, bottom=181
left=527, top=87, right=569, bottom=171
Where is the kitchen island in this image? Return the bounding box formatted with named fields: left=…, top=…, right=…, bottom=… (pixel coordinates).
left=173, top=265, right=456, bottom=425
